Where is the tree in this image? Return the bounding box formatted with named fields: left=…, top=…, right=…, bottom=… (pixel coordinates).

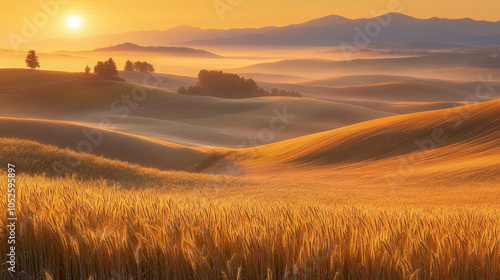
left=84, top=65, right=91, bottom=75
left=124, top=60, right=133, bottom=71
left=106, top=58, right=118, bottom=76
left=94, top=61, right=104, bottom=75
left=132, top=61, right=155, bottom=73
left=186, top=85, right=203, bottom=95
left=177, top=86, right=187, bottom=94
left=25, top=50, right=40, bottom=70
left=94, top=58, right=118, bottom=78
left=146, top=63, right=155, bottom=73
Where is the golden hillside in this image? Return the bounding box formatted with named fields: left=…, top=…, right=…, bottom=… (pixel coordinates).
left=239, top=99, right=500, bottom=186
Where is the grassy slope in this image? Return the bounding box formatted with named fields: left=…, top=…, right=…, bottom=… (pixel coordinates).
left=0, top=138, right=231, bottom=187
left=0, top=138, right=499, bottom=279
left=0, top=117, right=210, bottom=171
left=0, top=68, right=81, bottom=89
left=0, top=117, right=212, bottom=172
left=1, top=59, right=499, bottom=279
left=1, top=69, right=498, bottom=187
left=228, top=54, right=488, bottom=76
left=238, top=99, right=500, bottom=186
left=124, top=71, right=498, bottom=115
left=259, top=80, right=476, bottom=102
left=0, top=69, right=393, bottom=147
left=1, top=137, right=499, bottom=206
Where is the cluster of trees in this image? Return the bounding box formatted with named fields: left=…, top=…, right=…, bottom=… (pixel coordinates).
left=269, top=88, right=302, bottom=97
left=124, top=60, right=155, bottom=73
left=22, top=53, right=298, bottom=99
left=178, top=70, right=302, bottom=99
left=93, top=58, right=119, bottom=78
left=23, top=51, right=154, bottom=79
left=92, top=58, right=154, bottom=78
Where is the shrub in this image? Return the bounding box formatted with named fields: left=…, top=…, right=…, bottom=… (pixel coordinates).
left=177, top=86, right=187, bottom=94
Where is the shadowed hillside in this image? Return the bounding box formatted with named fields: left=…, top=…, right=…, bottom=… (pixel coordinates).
left=0, top=117, right=211, bottom=171
left=237, top=99, right=500, bottom=186
left=229, top=53, right=494, bottom=77
left=0, top=69, right=393, bottom=147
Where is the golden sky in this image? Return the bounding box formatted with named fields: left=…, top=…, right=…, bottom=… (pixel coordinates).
left=1, top=0, right=499, bottom=41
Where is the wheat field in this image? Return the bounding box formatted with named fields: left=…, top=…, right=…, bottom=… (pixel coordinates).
left=1, top=139, right=499, bottom=279
left=1, top=174, right=499, bottom=279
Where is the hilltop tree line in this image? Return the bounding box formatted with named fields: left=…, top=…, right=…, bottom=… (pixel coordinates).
left=23, top=52, right=299, bottom=99
left=123, top=60, right=155, bottom=73
left=178, top=70, right=302, bottom=99
left=23, top=51, right=155, bottom=77
left=93, top=58, right=119, bottom=78
left=87, top=59, right=154, bottom=78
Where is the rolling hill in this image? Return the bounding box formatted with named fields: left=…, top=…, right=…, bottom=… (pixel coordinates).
left=235, top=99, right=500, bottom=186
left=2, top=94, right=497, bottom=189
left=299, top=75, right=439, bottom=87
left=2, top=69, right=498, bottom=184
left=0, top=69, right=394, bottom=147
left=229, top=53, right=496, bottom=77
left=0, top=117, right=211, bottom=171
left=120, top=71, right=498, bottom=115
left=258, top=80, right=477, bottom=102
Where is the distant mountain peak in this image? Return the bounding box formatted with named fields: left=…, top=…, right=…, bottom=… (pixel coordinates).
left=383, top=12, right=414, bottom=17
left=92, top=43, right=220, bottom=57
left=118, top=42, right=138, bottom=47
left=302, top=14, right=351, bottom=26
left=170, top=25, right=203, bottom=31
left=376, top=12, right=418, bottom=21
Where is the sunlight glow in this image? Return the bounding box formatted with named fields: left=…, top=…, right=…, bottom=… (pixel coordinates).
left=67, top=15, right=82, bottom=29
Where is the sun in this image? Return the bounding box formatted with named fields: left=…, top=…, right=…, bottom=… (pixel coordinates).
left=67, top=15, right=82, bottom=29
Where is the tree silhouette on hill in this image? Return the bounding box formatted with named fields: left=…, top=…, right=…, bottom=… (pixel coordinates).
left=84, top=65, right=91, bottom=75
left=123, top=60, right=154, bottom=73
left=25, top=50, right=40, bottom=70
left=178, top=70, right=302, bottom=99
left=94, top=58, right=119, bottom=78
left=124, top=60, right=134, bottom=71
left=133, top=61, right=155, bottom=73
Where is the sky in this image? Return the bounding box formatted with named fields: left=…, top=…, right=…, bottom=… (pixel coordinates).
left=1, top=0, right=500, bottom=42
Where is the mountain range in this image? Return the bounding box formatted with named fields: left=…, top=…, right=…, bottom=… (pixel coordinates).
left=184, top=13, right=500, bottom=46
left=11, top=13, right=500, bottom=51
